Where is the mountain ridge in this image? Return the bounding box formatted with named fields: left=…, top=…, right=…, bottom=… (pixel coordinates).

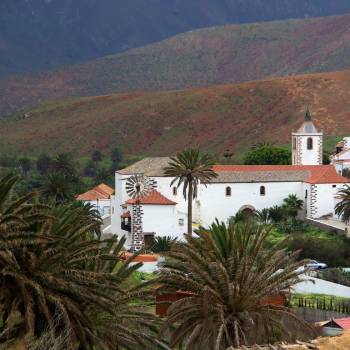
left=1, top=70, right=350, bottom=158
left=2, top=13, right=350, bottom=117
left=2, top=0, right=350, bottom=80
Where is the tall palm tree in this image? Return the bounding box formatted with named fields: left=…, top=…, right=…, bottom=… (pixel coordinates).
left=335, top=185, right=350, bottom=223
left=159, top=220, right=314, bottom=349
left=42, top=172, right=72, bottom=203
left=164, top=149, right=218, bottom=236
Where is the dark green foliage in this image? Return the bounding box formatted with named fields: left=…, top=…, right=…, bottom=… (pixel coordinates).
left=91, top=150, right=102, bottom=163
left=151, top=236, right=177, bottom=253
left=244, top=144, right=291, bottom=165
left=282, top=194, right=304, bottom=220
left=286, top=234, right=350, bottom=267
left=41, top=172, right=73, bottom=203
left=323, top=150, right=331, bottom=165
left=36, top=153, right=52, bottom=175
left=111, top=147, right=123, bottom=168
left=52, top=153, right=76, bottom=178
left=84, top=160, right=98, bottom=177
left=267, top=205, right=286, bottom=223
left=18, top=157, right=32, bottom=174
left=335, top=185, right=350, bottom=223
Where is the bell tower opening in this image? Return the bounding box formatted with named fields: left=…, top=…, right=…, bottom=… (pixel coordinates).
left=292, top=108, right=323, bottom=166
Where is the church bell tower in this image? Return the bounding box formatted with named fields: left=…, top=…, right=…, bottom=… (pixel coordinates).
left=292, top=108, right=323, bottom=165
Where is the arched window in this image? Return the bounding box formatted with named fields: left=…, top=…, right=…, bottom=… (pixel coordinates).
left=173, top=187, right=177, bottom=196
left=225, top=187, right=231, bottom=197
left=260, top=186, right=266, bottom=196
left=307, top=137, right=313, bottom=150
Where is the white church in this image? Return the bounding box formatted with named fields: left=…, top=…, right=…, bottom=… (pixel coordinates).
left=109, top=111, right=349, bottom=247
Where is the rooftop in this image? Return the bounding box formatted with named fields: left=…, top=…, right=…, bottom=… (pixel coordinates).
left=295, top=108, right=321, bottom=134
left=212, top=165, right=348, bottom=184
left=125, top=190, right=176, bottom=205
left=117, top=157, right=170, bottom=176
left=118, top=159, right=348, bottom=184
left=76, top=183, right=114, bottom=201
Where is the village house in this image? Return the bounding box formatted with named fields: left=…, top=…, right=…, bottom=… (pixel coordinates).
left=76, top=183, right=114, bottom=217
left=109, top=112, right=349, bottom=249
left=331, top=137, right=350, bottom=174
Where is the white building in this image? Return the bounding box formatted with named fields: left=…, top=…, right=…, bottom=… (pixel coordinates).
left=76, top=183, right=114, bottom=218
left=331, top=137, right=350, bottom=174
left=292, top=108, right=323, bottom=166
left=111, top=112, right=349, bottom=248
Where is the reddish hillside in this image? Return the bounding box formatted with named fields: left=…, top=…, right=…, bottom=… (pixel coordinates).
left=1, top=70, right=350, bottom=157
left=2, top=14, right=350, bottom=117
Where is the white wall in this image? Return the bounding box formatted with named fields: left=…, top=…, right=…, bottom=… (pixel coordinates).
left=293, top=275, right=350, bottom=298
left=198, top=181, right=304, bottom=227
left=142, top=205, right=186, bottom=239
left=111, top=174, right=188, bottom=239
left=312, top=184, right=344, bottom=219
left=82, top=199, right=111, bottom=217
left=293, top=133, right=323, bottom=166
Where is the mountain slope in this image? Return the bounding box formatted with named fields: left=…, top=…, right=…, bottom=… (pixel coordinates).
left=2, top=0, right=350, bottom=80
left=2, top=13, right=350, bottom=117
left=1, top=70, right=350, bottom=158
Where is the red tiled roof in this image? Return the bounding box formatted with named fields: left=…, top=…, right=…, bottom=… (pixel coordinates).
left=212, top=165, right=348, bottom=184
left=76, top=183, right=114, bottom=201
left=326, top=318, right=350, bottom=330
left=126, top=190, right=176, bottom=205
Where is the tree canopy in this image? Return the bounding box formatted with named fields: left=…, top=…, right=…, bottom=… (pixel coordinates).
left=244, top=144, right=291, bottom=165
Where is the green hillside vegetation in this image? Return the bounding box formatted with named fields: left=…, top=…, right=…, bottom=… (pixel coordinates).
left=3, top=13, right=350, bottom=116
left=1, top=70, right=350, bottom=159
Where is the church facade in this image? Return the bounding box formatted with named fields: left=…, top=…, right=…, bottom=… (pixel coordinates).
left=111, top=112, right=349, bottom=247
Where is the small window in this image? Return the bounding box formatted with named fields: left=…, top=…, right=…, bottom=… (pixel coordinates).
left=305, top=189, right=308, bottom=199
left=225, top=187, right=231, bottom=197
left=173, top=187, right=177, bottom=196
left=260, top=186, right=266, bottom=196
left=307, top=137, right=313, bottom=150
left=178, top=218, right=184, bottom=226
left=332, top=185, right=337, bottom=188
left=293, top=137, right=296, bottom=150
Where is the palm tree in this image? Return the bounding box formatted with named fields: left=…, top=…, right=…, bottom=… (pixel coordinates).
left=164, top=149, right=218, bottom=236
left=267, top=205, right=285, bottom=223
left=41, top=172, right=72, bottom=203
left=0, top=173, right=42, bottom=229
left=282, top=194, right=304, bottom=220
left=151, top=236, right=177, bottom=253
left=0, top=177, right=166, bottom=349
left=159, top=220, right=314, bottom=349
left=335, top=185, right=350, bottom=223
left=255, top=208, right=271, bottom=225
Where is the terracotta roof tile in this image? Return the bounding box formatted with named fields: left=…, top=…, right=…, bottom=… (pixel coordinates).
left=211, top=165, right=348, bottom=184
left=324, top=318, right=350, bottom=330
left=76, top=183, right=114, bottom=201
left=126, top=190, right=176, bottom=205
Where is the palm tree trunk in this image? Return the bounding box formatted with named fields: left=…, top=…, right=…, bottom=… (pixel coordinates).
left=188, top=181, right=193, bottom=236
